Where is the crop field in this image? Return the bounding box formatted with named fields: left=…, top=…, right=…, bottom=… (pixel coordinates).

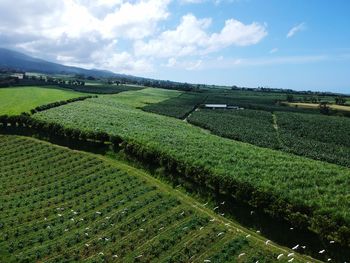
left=0, top=86, right=84, bottom=115
left=0, top=135, right=310, bottom=263
left=143, top=92, right=207, bottom=119
left=186, top=108, right=350, bottom=167
left=275, top=111, right=350, bottom=167
left=204, top=89, right=318, bottom=114
left=32, top=88, right=350, bottom=247
left=187, top=109, right=280, bottom=149
left=64, top=84, right=145, bottom=94
left=285, top=102, right=350, bottom=112
left=110, top=87, right=181, bottom=108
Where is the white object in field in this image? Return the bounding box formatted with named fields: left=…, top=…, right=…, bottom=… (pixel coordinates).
left=238, top=253, right=245, bottom=258
left=292, top=244, right=299, bottom=250
left=204, top=104, right=227, bottom=109
left=277, top=254, right=284, bottom=260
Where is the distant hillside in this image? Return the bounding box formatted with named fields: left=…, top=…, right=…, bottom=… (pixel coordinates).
left=0, top=48, right=197, bottom=91
left=0, top=48, right=118, bottom=78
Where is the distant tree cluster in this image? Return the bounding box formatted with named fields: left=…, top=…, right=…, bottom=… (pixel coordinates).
left=335, top=96, right=346, bottom=105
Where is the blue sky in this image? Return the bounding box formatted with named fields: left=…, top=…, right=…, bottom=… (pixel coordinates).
left=0, top=0, right=349, bottom=93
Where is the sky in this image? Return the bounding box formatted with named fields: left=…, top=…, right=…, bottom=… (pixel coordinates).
left=0, top=0, right=349, bottom=93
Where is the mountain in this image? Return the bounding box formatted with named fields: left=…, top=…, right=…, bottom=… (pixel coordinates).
left=0, top=48, right=118, bottom=78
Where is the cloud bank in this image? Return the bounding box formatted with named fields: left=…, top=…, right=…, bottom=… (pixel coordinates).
left=0, top=0, right=267, bottom=74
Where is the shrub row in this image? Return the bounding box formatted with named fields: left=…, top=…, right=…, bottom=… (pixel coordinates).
left=29, top=96, right=97, bottom=115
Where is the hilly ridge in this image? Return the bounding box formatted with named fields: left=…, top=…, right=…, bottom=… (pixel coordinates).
left=0, top=48, right=118, bottom=77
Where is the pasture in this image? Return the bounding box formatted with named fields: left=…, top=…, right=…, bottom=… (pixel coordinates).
left=0, top=86, right=84, bottom=115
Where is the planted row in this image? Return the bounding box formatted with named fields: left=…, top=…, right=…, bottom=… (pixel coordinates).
left=0, top=135, right=304, bottom=262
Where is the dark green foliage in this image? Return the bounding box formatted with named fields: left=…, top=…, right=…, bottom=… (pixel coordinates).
left=188, top=109, right=280, bottom=149
left=59, top=84, right=143, bottom=94
left=143, top=92, right=206, bottom=119
left=204, top=89, right=319, bottom=113
left=276, top=111, right=350, bottom=167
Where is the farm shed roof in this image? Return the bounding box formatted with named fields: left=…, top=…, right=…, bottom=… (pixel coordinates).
left=204, top=104, right=227, bottom=108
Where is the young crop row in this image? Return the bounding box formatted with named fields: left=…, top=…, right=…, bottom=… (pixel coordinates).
left=27, top=94, right=350, bottom=248
left=143, top=92, right=207, bottom=119
left=0, top=135, right=304, bottom=263
left=187, top=109, right=280, bottom=149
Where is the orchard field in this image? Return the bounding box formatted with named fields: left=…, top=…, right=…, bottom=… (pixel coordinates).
left=0, top=135, right=310, bottom=263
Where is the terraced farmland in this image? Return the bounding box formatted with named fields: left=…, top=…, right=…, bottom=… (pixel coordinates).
left=0, top=135, right=311, bottom=263
left=32, top=88, right=350, bottom=249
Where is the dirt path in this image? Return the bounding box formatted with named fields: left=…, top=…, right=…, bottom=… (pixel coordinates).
left=272, top=113, right=284, bottom=149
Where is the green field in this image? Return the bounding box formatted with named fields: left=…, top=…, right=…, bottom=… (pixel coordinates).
left=275, top=111, right=350, bottom=167
left=188, top=109, right=280, bottom=149
left=146, top=89, right=350, bottom=167
left=0, top=135, right=312, bottom=263
left=187, top=108, right=350, bottom=167
left=0, top=86, right=84, bottom=115
left=143, top=92, right=206, bottom=119
left=32, top=88, right=350, bottom=247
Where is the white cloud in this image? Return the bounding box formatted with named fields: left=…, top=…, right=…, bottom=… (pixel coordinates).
left=0, top=0, right=267, bottom=74
left=164, top=57, right=203, bottom=71
left=287, top=23, right=306, bottom=38
left=269, top=48, right=278, bottom=54
left=207, top=19, right=267, bottom=50
left=135, top=13, right=267, bottom=58
left=0, top=0, right=171, bottom=74
left=0, top=0, right=171, bottom=40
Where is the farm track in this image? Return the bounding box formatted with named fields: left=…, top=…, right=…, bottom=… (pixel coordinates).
left=272, top=112, right=284, bottom=149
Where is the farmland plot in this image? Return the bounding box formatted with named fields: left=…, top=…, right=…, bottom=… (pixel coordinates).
left=32, top=88, right=350, bottom=248
left=0, top=135, right=310, bottom=263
